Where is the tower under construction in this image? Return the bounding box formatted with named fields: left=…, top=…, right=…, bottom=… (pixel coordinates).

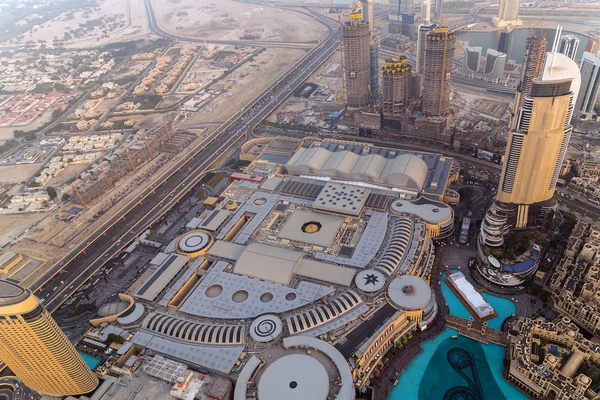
left=516, top=32, right=547, bottom=108
left=342, top=13, right=372, bottom=108
left=422, top=27, right=456, bottom=117
left=381, top=56, right=418, bottom=120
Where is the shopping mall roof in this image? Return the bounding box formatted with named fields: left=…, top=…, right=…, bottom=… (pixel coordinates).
left=312, top=182, right=370, bottom=216
left=206, top=240, right=246, bottom=261
left=387, top=275, right=432, bottom=311
left=233, top=243, right=303, bottom=285
left=257, top=354, right=329, bottom=400
left=132, top=253, right=190, bottom=302
left=390, top=197, right=453, bottom=224
left=286, top=140, right=454, bottom=196
left=277, top=210, right=344, bottom=247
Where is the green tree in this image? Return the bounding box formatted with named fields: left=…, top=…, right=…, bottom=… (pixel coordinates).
left=46, top=186, right=57, bottom=200
left=61, top=193, right=70, bottom=202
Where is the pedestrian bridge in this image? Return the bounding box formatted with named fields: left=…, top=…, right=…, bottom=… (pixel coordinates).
left=446, top=315, right=507, bottom=346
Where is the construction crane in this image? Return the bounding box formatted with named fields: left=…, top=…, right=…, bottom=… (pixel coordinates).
left=70, top=182, right=86, bottom=208
left=98, top=164, right=113, bottom=189
left=118, top=138, right=135, bottom=170
left=141, top=131, right=153, bottom=158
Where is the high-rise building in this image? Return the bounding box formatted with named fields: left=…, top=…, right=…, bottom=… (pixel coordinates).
left=421, top=0, right=431, bottom=23
left=518, top=33, right=547, bottom=99
left=497, top=26, right=514, bottom=56
left=416, top=23, right=435, bottom=81
left=576, top=52, right=600, bottom=117
left=389, top=0, right=414, bottom=20
left=480, top=50, right=581, bottom=247
left=493, top=0, right=522, bottom=27
left=370, top=35, right=380, bottom=101
left=559, top=34, right=580, bottom=61
left=361, top=0, right=374, bottom=31
left=381, top=57, right=418, bottom=119
left=433, top=0, right=443, bottom=22
left=0, top=280, right=99, bottom=396
left=422, top=27, right=456, bottom=117
left=484, top=49, right=507, bottom=80
left=342, top=14, right=372, bottom=107
left=586, top=36, right=600, bottom=56
left=464, top=46, right=482, bottom=74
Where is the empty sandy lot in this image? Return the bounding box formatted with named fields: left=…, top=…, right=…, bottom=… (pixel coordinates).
left=152, top=0, right=327, bottom=43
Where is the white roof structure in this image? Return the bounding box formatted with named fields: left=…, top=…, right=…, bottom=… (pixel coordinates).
left=355, top=270, right=386, bottom=292
left=234, top=243, right=303, bottom=285
left=257, top=354, right=329, bottom=400
left=177, top=231, right=211, bottom=254
left=199, top=209, right=231, bottom=232
left=295, top=258, right=356, bottom=286
left=387, top=275, right=432, bottom=311
left=250, top=314, right=283, bottom=343
left=542, top=50, right=581, bottom=103
left=447, top=271, right=495, bottom=319
left=390, top=198, right=452, bottom=224
left=206, top=240, right=246, bottom=261
left=286, top=146, right=429, bottom=191
left=133, top=254, right=190, bottom=302
left=312, top=182, right=370, bottom=216
left=277, top=210, right=344, bottom=247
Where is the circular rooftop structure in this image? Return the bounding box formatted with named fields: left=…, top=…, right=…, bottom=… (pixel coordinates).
left=0, top=280, right=28, bottom=307
left=250, top=314, right=283, bottom=343
left=387, top=275, right=432, bottom=311
left=355, top=270, right=386, bottom=293
left=257, top=354, right=329, bottom=400
left=176, top=230, right=212, bottom=257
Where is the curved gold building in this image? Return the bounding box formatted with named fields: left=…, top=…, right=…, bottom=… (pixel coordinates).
left=0, top=281, right=98, bottom=396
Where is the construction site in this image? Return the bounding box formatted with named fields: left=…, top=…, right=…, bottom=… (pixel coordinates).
left=70, top=117, right=195, bottom=208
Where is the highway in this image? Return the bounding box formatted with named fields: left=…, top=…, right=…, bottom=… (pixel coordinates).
left=35, top=11, right=340, bottom=314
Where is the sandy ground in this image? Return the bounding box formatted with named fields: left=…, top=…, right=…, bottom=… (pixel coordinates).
left=0, top=164, right=40, bottom=185
left=5, top=0, right=155, bottom=49
left=182, top=47, right=306, bottom=125
left=0, top=213, right=48, bottom=248
left=0, top=110, right=54, bottom=141
left=152, top=0, right=327, bottom=43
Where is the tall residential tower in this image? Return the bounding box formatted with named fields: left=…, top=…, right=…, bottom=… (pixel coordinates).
left=480, top=49, right=581, bottom=247
left=576, top=52, right=600, bottom=118
left=559, top=34, right=580, bottom=61
left=493, top=0, right=522, bottom=27
left=342, top=13, right=372, bottom=107
left=422, top=27, right=456, bottom=117
left=0, top=280, right=99, bottom=396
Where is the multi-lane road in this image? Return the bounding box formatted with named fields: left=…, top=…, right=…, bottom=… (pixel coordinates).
left=35, top=12, right=340, bottom=314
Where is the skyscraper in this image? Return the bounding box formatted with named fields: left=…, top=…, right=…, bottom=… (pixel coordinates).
left=370, top=35, right=380, bottom=101
left=464, top=46, right=482, bottom=74
left=342, top=13, right=372, bottom=107
left=421, top=0, right=432, bottom=23
left=559, top=34, right=580, bottom=61
left=0, top=281, right=98, bottom=396
left=576, top=52, right=600, bottom=117
left=493, top=0, right=522, bottom=27
left=484, top=49, right=507, bottom=80
left=416, top=23, right=435, bottom=80
left=422, top=27, right=456, bottom=117
left=361, top=0, right=374, bottom=31
left=586, top=36, right=600, bottom=55
left=381, top=57, right=418, bottom=119
left=518, top=33, right=547, bottom=99
left=389, top=0, right=414, bottom=20
left=480, top=50, right=581, bottom=247
left=497, top=26, right=514, bottom=56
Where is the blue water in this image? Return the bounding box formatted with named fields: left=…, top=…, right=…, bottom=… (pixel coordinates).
left=79, top=352, right=101, bottom=370
left=389, top=271, right=525, bottom=400
left=440, top=271, right=516, bottom=330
